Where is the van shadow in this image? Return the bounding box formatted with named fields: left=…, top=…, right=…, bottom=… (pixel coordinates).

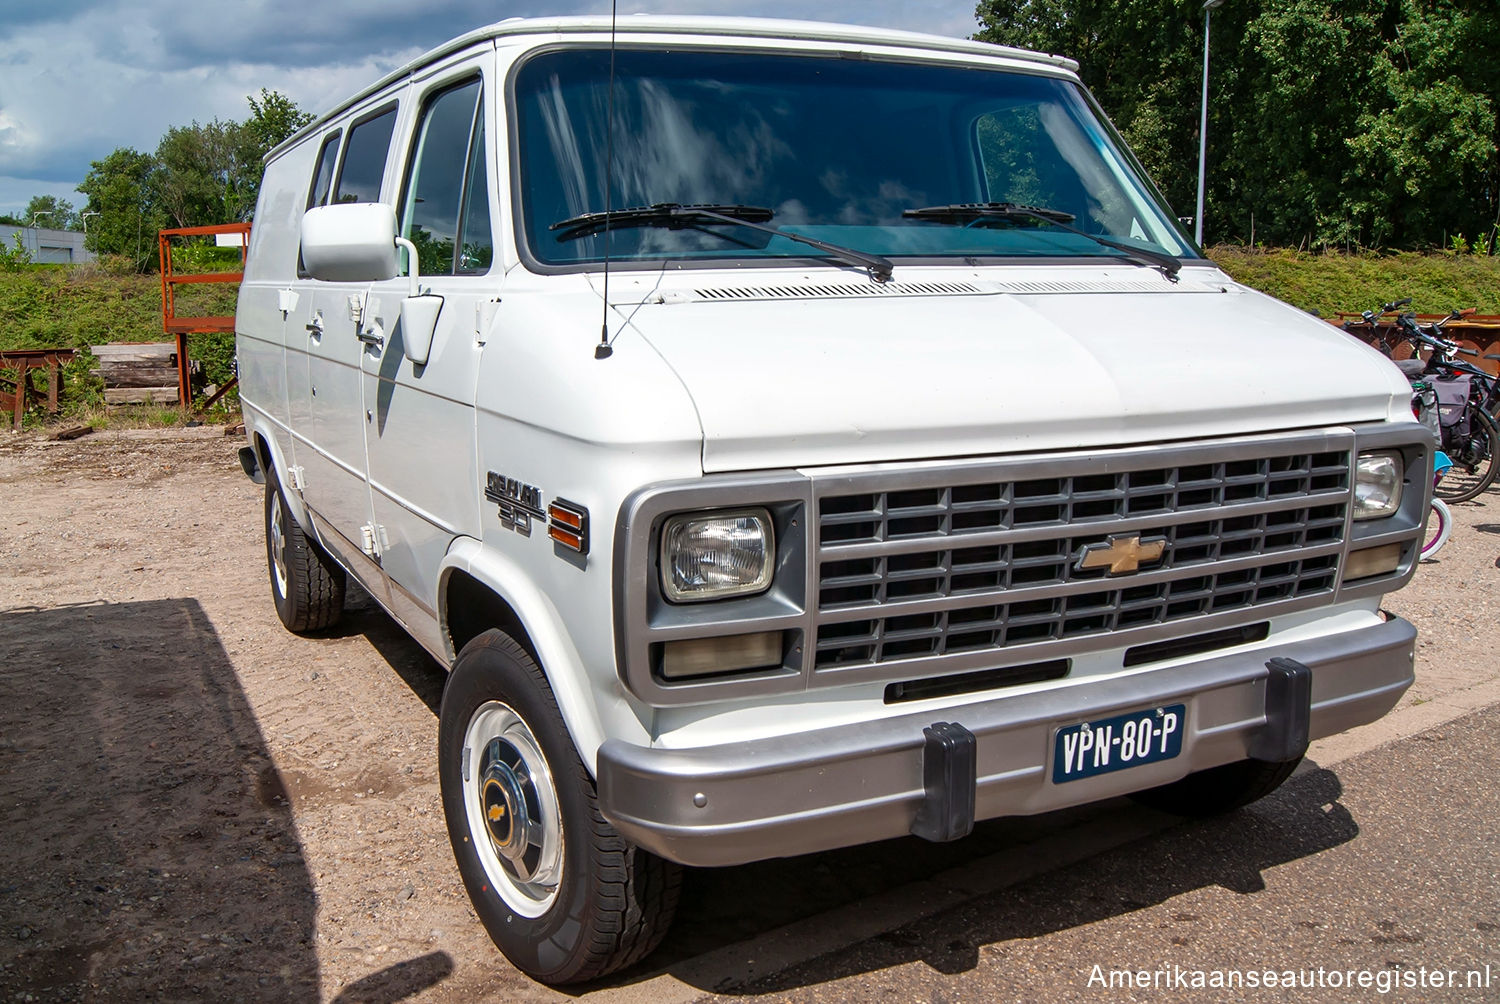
left=0, top=599, right=321, bottom=999
left=624, top=766, right=1356, bottom=995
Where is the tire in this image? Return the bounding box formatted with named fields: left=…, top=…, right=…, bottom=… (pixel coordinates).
left=264, top=466, right=345, bottom=633
left=1433, top=406, right=1499, bottom=504
left=1421, top=498, right=1452, bottom=561
left=1128, top=756, right=1301, bottom=817
left=438, top=630, right=681, bottom=984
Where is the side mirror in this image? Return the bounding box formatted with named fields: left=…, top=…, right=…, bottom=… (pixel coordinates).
left=300, top=203, right=400, bottom=282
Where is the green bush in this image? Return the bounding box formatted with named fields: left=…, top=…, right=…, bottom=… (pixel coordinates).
left=0, top=268, right=238, bottom=422
left=1207, top=246, right=1500, bottom=317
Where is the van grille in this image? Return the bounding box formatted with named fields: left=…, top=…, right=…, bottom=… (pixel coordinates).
left=813, top=450, right=1350, bottom=670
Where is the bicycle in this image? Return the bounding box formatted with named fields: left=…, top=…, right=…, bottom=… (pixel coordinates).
left=1351, top=301, right=1500, bottom=504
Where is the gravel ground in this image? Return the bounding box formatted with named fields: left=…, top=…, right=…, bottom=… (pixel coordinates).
left=0, top=427, right=1496, bottom=1002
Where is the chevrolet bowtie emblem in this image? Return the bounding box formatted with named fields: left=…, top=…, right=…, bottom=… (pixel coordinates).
left=1076, top=534, right=1167, bottom=575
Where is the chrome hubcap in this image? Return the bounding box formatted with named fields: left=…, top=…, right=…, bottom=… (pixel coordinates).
left=269, top=493, right=288, bottom=597
left=463, top=703, right=562, bottom=916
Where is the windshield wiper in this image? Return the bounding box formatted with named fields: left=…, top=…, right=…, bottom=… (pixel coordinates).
left=902, top=202, right=1181, bottom=280
left=550, top=203, right=894, bottom=282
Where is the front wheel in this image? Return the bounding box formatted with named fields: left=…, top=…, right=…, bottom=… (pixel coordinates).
left=1128, top=756, right=1302, bottom=817
left=438, top=630, right=680, bottom=984
left=1421, top=498, right=1452, bottom=561
left=1434, top=407, right=1499, bottom=504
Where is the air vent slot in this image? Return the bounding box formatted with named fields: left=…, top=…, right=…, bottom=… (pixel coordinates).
left=884, top=659, right=1070, bottom=704
left=691, top=280, right=985, bottom=302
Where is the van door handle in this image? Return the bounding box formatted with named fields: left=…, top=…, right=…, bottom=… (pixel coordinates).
left=357, top=325, right=384, bottom=349
left=304, top=316, right=323, bottom=341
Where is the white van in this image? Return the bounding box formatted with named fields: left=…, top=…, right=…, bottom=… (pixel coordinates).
left=236, top=16, right=1429, bottom=983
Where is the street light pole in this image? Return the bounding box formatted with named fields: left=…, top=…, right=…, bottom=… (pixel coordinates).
left=1195, top=0, right=1226, bottom=248
left=27, top=211, right=51, bottom=260
left=81, top=211, right=100, bottom=234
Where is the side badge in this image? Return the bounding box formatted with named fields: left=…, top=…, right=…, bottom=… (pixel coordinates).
left=485, top=472, right=545, bottom=537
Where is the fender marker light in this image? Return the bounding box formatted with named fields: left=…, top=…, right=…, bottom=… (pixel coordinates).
left=547, top=499, right=589, bottom=554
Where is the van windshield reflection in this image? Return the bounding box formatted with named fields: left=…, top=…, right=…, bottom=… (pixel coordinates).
left=514, top=48, right=1192, bottom=269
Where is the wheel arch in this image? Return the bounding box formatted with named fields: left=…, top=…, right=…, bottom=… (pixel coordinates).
left=440, top=537, right=638, bottom=773
left=245, top=418, right=313, bottom=533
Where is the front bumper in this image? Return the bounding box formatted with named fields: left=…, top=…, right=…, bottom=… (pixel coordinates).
left=597, top=616, right=1415, bottom=866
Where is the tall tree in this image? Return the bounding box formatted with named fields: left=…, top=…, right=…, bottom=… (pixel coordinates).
left=973, top=0, right=1500, bottom=249
left=152, top=119, right=262, bottom=227
left=76, top=148, right=167, bottom=269
left=246, top=88, right=315, bottom=160
left=22, top=195, right=77, bottom=231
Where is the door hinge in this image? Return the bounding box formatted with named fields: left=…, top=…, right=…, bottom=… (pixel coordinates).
left=287, top=465, right=306, bottom=491
left=359, top=523, right=388, bottom=558
left=347, top=293, right=364, bottom=324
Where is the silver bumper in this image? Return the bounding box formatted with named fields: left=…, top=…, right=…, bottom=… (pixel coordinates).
left=597, top=617, right=1416, bottom=866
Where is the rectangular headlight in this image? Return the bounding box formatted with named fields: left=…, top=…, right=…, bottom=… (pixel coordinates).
left=1353, top=451, right=1403, bottom=520
left=661, top=508, right=775, bottom=602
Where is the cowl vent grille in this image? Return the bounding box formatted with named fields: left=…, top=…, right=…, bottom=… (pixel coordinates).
left=691, top=280, right=984, bottom=301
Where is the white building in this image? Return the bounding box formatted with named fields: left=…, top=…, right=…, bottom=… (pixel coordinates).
left=0, top=223, right=95, bottom=264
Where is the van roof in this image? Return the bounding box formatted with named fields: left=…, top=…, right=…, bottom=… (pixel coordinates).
left=269, top=15, right=1079, bottom=162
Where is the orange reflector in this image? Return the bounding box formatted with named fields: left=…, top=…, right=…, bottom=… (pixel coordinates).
left=546, top=499, right=589, bottom=554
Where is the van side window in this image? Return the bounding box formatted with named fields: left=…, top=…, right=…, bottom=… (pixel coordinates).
left=306, top=132, right=341, bottom=210
left=398, top=77, right=492, bottom=275
left=334, top=105, right=398, bottom=205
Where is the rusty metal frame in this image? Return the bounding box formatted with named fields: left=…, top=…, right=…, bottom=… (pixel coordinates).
left=158, top=222, right=251, bottom=408
left=0, top=348, right=77, bottom=431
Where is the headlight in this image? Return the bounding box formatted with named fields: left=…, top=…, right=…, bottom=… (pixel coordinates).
left=661, top=508, right=775, bottom=602
left=1353, top=451, right=1403, bottom=520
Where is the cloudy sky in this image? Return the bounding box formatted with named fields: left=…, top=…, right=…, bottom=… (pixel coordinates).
left=0, top=0, right=983, bottom=217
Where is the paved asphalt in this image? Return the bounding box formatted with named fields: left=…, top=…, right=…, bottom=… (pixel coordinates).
left=682, top=704, right=1500, bottom=1003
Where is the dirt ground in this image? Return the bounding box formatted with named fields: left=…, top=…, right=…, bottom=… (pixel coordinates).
left=2, top=427, right=1497, bottom=1003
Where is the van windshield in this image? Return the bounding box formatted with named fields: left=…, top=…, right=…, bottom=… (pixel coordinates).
left=513, top=47, right=1193, bottom=269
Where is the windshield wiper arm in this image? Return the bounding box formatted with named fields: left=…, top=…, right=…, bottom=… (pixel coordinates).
left=551, top=203, right=894, bottom=282
left=902, top=202, right=1181, bottom=280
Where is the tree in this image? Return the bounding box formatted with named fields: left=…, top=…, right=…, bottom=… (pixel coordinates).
left=972, top=0, right=1500, bottom=249
left=246, top=88, right=315, bottom=160
left=152, top=119, right=262, bottom=227
left=23, top=195, right=77, bottom=230
left=76, top=147, right=168, bottom=269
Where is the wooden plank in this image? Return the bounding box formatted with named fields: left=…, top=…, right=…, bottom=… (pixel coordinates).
left=105, top=387, right=179, bottom=404
left=103, top=368, right=181, bottom=388
left=92, top=342, right=175, bottom=360
left=51, top=425, right=94, bottom=441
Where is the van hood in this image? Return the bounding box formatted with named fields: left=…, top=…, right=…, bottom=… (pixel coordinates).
left=613, top=269, right=1409, bottom=473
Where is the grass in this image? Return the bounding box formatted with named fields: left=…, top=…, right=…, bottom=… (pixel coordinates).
left=5, top=247, right=1500, bottom=428
left=0, top=262, right=237, bottom=429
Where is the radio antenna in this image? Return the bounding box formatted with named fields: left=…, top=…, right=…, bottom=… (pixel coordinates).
left=594, top=0, right=618, bottom=360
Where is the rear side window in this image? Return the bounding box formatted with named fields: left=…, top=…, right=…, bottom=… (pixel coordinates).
left=398, top=77, right=492, bottom=275
left=334, top=105, right=398, bottom=204
left=306, top=132, right=341, bottom=210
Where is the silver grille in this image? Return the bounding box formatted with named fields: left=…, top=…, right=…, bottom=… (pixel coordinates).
left=814, top=449, right=1350, bottom=670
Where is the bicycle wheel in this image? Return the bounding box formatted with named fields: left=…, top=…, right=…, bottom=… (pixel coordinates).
left=1421, top=498, right=1452, bottom=560
left=1434, top=407, right=1500, bottom=504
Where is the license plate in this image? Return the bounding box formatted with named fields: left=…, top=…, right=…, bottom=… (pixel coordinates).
left=1052, top=704, right=1185, bottom=784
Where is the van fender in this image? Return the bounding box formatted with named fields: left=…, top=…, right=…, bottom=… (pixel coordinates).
left=242, top=410, right=313, bottom=534
left=440, top=536, right=647, bottom=773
